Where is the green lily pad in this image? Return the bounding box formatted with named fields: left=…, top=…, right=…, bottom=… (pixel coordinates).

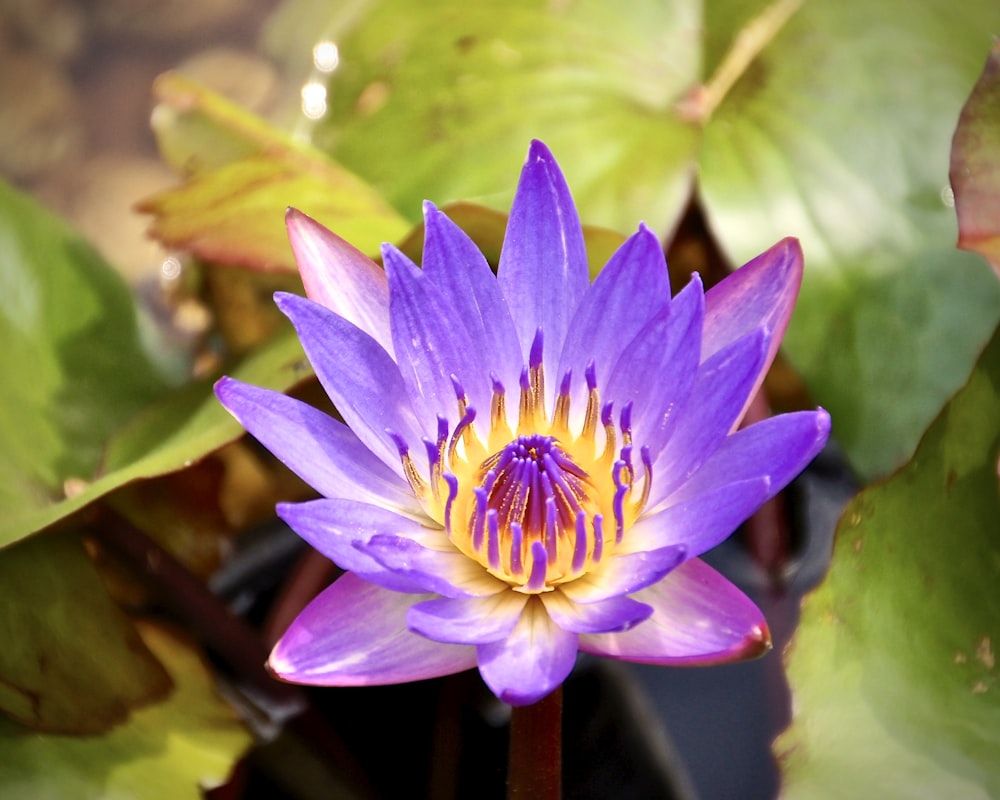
left=951, top=40, right=1000, bottom=276
left=141, top=74, right=411, bottom=270
left=0, top=621, right=252, bottom=799
left=263, top=0, right=1000, bottom=479
left=0, top=532, right=171, bottom=734
left=0, top=179, right=168, bottom=547
left=774, top=322, right=1000, bottom=798
left=0, top=325, right=308, bottom=549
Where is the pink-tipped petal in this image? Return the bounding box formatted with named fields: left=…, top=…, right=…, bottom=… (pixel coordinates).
left=269, top=572, right=477, bottom=685
left=558, top=545, right=686, bottom=604
left=702, top=238, right=803, bottom=421
left=498, top=140, right=589, bottom=379
left=277, top=500, right=444, bottom=594
left=703, top=237, right=802, bottom=364
left=215, top=378, right=415, bottom=512
left=648, top=327, right=769, bottom=505
left=541, top=592, right=653, bottom=634
left=285, top=208, right=394, bottom=356
left=363, top=535, right=509, bottom=598
left=477, top=598, right=579, bottom=706
left=407, top=592, right=528, bottom=644
left=579, top=559, right=771, bottom=666
left=275, top=292, right=429, bottom=475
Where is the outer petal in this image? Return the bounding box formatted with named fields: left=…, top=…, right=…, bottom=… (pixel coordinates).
left=277, top=499, right=444, bottom=594
left=648, top=327, right=768, bottom=506
left=618, top=478, right=771, bottom=559
left=285, top=209, right=393, bottom=356
left=557, top=223, right=671, bottom=415
left=541, top=592, right=653, bottom=634
left=558, top=544, right=686, bottom=604
left=579, top=559, right=770, bottom=665
left=383, top=243, right=491, bottom=425
left=269, top=572, right=477, bottom=685
left=215, top=378, right=416, bottom=513
left=422, top=202, right=523, bottom=398
left=702, top=238, right=802, bottom=422
left=406, top=592, right=528, bottom=644
left=477, top=598, right=579, bottom=706
left=604, top=275, right=704, bottom=450
left=498, top=140, right=589, bottom=382
left=668, top=410, right=831, bottom=507
left=363, top=535, right=509, bottom=598
left=275, top=292, right=429, bottom=474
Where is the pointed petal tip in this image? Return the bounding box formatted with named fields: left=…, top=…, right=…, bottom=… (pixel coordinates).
left=526, top=138, right=556, bottom=164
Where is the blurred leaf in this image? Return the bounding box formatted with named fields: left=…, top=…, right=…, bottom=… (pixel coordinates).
left=0, top=621, right=251, bottom=799
left=1, top=326, right=307, bottom=549
left=700, top=0, right=1000, bottom=478
left=264, top=0, right=700, bottom=234
left=150, top=71, right=298, bottom=177
left=141, top=75, right=410, bottom=271
left=952, top=40, right=1000, bottom=277
left=0, top=179, right=169, bottom=546
left=775, top=323, right=1000, bottom=798
left=0, top=532, right=171, bottom=734
left=265, top=0, right=1000, bottom=478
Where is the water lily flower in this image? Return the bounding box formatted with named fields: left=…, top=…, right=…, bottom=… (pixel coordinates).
left=216, top=141, right=830, bottom=706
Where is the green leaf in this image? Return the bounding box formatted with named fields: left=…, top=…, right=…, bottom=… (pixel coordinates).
left=1, top=326, right=307, bottom=549
left=264, top=0, right=1000, bottom=479
left=775, top=322, right=1000, bottom=798
left=0, top=179, right=169, bottom=544
left=264, top=0, right=700, bottom=234
left=699, top=0, right=1000, bottom=478
left=141, top=74, right=411, bottom=270
left=951, top=40, right=1000, bottom=276
left=0, top=621, right=252, bottom=799
left=0, top=532, right=171, bottom=734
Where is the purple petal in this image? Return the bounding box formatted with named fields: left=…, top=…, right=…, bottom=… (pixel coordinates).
left=422, top=202, right=523, bottom=398
left=285, top=209, right=393, bottom=356
left=383, top=242, right=492, bottom=426
left=559, top=545, right=686, bottom=604
left=477, top=597, right=579, bottom=706
left=557, top=223, right=671, bottom=414
left=541, top=592, right=653, bottom=634
left=363, top=534, right=508, bottom=598
left=702, top=238, right=802, bottom=422
left=648, top=327, right=768, bottom=506
left=498, top=141, right=589, bottom=383
left=605, top=275, right=704, bottom=451
left=668, top=410, right=831, bottom=507
left=703, top=238, right=802, bottom=364
left=621, top=478, right=771, bottom=559
left=269, top=572, right=477, bottom=685
left=275, top=292, right=429, bottom=474
left=215, top=378, right=415, bottom=512
left=407, top=592, right=527, bottom=644
left=277, top=499, right=444, bottom=593
left=579, top=559, right=771, bottom=665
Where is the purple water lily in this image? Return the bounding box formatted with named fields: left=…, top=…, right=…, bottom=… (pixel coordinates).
left=216, top=141, right=829, bottom=706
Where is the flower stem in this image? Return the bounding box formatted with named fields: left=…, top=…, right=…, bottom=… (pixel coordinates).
left=507, top=687, right=563, bottom=799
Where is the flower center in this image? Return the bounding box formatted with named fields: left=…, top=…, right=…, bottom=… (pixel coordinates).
left=391, top=330, right=653, bottom=592
left=466, top=434, right=605, bottom=590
